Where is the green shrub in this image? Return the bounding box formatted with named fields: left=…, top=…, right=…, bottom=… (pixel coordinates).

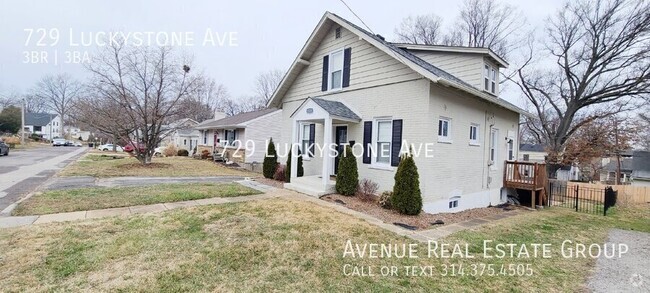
left=335, top=146, right=358, bottom=196
left=297, top=152, right=304, bottom=177
left=285, top=149, right=292, bottom=183
left=391, top=150, right=422, bottom=215
left=379, top=191, right=393, bottom=209
left=177, top=149, right=189, bottom=156
left=263, top=138, right=278, bottom=179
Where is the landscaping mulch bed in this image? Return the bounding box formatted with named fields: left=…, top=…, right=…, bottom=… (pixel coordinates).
left=322, top=194, right=523, bottom=230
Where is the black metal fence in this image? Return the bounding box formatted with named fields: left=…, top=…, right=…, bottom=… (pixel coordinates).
left=547, top=181, right=618, bottom=216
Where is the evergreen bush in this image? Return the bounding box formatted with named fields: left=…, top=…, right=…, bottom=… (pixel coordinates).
left=263, top=138, right=278, bottom=179
left=391, top=150, right=422, bottom=215
left=335, top=145, right=358, bottom=196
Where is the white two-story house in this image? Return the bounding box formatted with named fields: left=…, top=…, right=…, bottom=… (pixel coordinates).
left=24, top=113, right=61, bottom=140
left=267, top=12, right=528, bottom=214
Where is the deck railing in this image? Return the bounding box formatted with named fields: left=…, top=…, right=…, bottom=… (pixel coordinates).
left=503, top=161, right=547, bottom=191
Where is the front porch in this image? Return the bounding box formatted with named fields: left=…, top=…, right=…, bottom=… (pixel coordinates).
left=284, top=97, right=361, bottom=197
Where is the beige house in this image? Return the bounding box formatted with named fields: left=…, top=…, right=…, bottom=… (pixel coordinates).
left=518, top=144, right=547, bottom=162
left=267, top=12, right=528, bottom=213
left=160, top=118, right=200, bottom=152
left=195, top=108, right=282, bottom=164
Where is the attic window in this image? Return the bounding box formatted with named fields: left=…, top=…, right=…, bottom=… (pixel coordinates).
left=335, top=27, right=341, bottom=39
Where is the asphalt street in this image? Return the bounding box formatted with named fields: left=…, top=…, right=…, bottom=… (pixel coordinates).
left=0, top=146, right=86, bottom=214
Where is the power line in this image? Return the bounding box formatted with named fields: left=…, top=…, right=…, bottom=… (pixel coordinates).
left=338, top=0, right=374, bottom=35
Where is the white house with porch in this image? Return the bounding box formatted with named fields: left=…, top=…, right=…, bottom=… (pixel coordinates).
left=268, top=12, right=528, bottom=214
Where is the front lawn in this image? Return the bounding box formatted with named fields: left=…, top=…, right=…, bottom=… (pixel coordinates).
left=12, top=183, right=261, bottom=216
left=1, top=198, right=648, bottom=292
left=59, top=154, right=256, bottom=177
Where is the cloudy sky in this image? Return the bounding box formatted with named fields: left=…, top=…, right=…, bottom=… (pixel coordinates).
left=0, top=0, right=565, bottom=107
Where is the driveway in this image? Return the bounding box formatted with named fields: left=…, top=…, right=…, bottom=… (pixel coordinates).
left=0, top=146, right=87, bottom=214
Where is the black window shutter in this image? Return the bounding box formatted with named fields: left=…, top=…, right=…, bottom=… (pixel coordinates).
left=342, top=48, right=352, bottom=88
left=321, top=55, right=329, bottom=91
left=363, top=121, right=372, bottom=164
left=308, top=124, right=316, bottom=157
left=391, top=119, right=403, bottom=167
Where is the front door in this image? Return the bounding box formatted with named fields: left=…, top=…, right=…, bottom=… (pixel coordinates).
left=334, top=126, right=348, bottom=175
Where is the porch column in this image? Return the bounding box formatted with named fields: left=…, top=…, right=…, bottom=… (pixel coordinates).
left=322, top=116, right=332, bottom=187
left=290, top=120, right=299, bottom=179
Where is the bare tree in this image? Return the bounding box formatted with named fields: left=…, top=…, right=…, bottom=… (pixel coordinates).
left=33, top=73, right=82, bottom=139
left=254, top=69, right=284, bottom=107
left=172, top=76, right=230, bottom=122
left=82, top=41, right=199, bottom=164
left=394, top=14, right=444, bottom=45
left=22, top=93, right=48, bottom=113
left=512, top=0, right=650, bottom=164
left=453, top=0, right=525, bottom=57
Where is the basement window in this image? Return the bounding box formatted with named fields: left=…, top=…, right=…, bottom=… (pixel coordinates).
left=449, top=196, right=460, bottom=209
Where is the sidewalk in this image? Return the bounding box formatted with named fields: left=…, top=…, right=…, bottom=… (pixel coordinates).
left=0, top=180, right=280, bottom=229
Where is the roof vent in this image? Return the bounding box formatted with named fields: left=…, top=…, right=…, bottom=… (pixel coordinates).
left=376, top=34, right=385, bottom=41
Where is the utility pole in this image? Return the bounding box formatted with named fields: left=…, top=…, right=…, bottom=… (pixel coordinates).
left=20, top=98, right=25, bottom=145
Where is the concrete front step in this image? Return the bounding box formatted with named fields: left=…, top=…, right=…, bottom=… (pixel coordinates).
left=285, top=182, right=334, bottom=197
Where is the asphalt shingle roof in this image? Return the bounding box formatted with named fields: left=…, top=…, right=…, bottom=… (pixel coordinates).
left=25, top=113, right=56, bottom=127
left=311, top=98, right=361, bottom=121
left=196, top=108, right=279, bottom=129
left=520, top=143, right=546, bottom=152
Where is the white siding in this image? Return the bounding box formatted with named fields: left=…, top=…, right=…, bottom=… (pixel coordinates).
left=243, top=110, right=282, bottom=163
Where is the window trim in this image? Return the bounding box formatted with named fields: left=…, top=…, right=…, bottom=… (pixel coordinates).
left=299, top=123, right=311, bottom=160
left=449, top=196, right=460, bottom=209
left=484, top=63, right=497, bottom=94
left=371, top=118, right=393, bottom=167
left=437, top=117, right=452, bottom=143
left=469, top=123, right=480, bottom=146
left=489, top=128, right=498, bottom=166
left=327, top=48, right=344, bottom=91
left=507, top=139, right=515, bottom=161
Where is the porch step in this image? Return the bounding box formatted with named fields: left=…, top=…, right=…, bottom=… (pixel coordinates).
left=285, top=181, right=335, bottom=197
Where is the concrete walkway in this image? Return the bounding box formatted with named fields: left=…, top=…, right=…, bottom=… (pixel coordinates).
left=0, top=180, right=279, bottom=228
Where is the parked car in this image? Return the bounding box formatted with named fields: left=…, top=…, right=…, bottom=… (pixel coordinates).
left=0, top=141, right=9, bottom=156
left=154, top=146, right=167, bottom=157
left=52, top=138, right=66, bottom=146
left=74, top=142, right=83, bottom=147
left=123, top=142, right=146, bottom=153
left=98, top=144, right=123, bottom=152
left=64, top=140, right=75, bottom=146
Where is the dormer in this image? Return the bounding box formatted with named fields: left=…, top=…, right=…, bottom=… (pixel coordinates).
left=395, top=44, right=508, bottom=96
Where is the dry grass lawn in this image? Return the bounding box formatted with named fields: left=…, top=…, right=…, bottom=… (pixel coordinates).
left=0, top=198, right=648, bottom=292
left=12, top=183, right=261, bottom=216
left=59, top=153, right=256, bottom=178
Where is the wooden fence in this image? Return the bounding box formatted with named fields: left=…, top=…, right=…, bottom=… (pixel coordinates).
left=565, top=182, right=650, bottom=204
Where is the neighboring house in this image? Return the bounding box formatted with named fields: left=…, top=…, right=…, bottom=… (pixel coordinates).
left=267, top=12, right=528, bottom=213
left=555, top=164, right=581, bottom=181
left=64, top=125, right=82, bottom=138
left=600, top=150, right=634, bottom=184
left=24, top=113, right=61, bottom=140
left=195, top=108, right=282, bottom=164
left=631, top=151, right=650, bottom=187
left=160, top=118, right=200, bottom=152
left=519, top=143, right=547, bottom=162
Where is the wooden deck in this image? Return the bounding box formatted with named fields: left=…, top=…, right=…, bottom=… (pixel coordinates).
left=503, top=161, right=548, bottom=207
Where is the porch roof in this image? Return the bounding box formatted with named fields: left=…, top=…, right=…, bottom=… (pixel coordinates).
left=291, top=97, right=361, bottom=122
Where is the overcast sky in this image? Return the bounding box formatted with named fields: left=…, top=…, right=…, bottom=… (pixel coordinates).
left=0, top=0, right=566, bottom=108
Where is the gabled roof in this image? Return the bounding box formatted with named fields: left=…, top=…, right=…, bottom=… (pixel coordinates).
left=311, top=98, right=361, bottom=121
left=25, top=113, right=56, bottom=127
left=267, top=12, right=530, bottom=117
left=195, top=108, right=280, bottom=129
left=520, top=143, right=546, bottom=152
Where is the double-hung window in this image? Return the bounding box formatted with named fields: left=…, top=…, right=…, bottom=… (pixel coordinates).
left=490, top=129, right=498, bottom=162
left=469, top=124, right=479, bottom=145
left=375, top=120, right=392, bottom=164
left=223, top=130, right=236, bottom=147
left=301, top=124, right=311, bottom=156
left=507, top=140, right=514, bottom=161
left=329, top=50, right=344, bottom=90
left=484, top=64, right=497, bottom=94
left=438, top=117, right=451, bottom=142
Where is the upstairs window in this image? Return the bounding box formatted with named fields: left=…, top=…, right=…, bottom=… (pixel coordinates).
left=484, top=64, right=497, bottom=94
left=329, top=50, right=344, bottom=90
left=507, top=140, right=514, bottom=161
left=490, top=129, right=498, bottom=162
